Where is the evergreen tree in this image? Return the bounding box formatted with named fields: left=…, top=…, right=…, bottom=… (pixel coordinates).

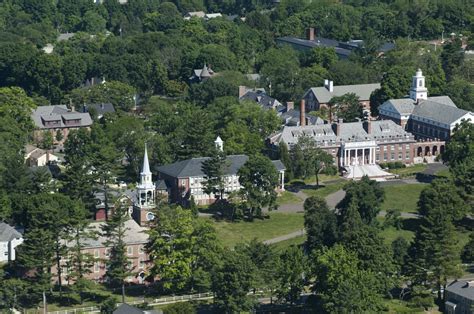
left=304, top=196, right=337, bottom=252
left=201, top=147, right=228, bottom=200
left=407, top=209, right=462, bottom=303
left=461, top=232, right=474, bottom=264
left=102, top=203, right=134, bottom=303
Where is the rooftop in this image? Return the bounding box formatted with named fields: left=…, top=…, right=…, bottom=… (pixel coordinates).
left=32, top=105, right=93, bottom=129
left=0, top=222, right=22, bottom=242
left=239, top=90, right=284, bottom=111
left=305, top=83, right=381, bottom=103
left=446, top=280, right=474, bottom=301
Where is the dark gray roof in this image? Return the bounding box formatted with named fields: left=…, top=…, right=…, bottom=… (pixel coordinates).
left=32, top=105, right=92, bottom=129
left=157, top=155, right=249, bottom=178
left=271, top=160, right=286, bottom=171
left=446, top=280, right=474, bottom=301
left=156, top=179, right=169, bottom=190
left=113, top=304, right=162, bottom=314
left=280, top=109, right=324, bottom=126
left=0, top=223, right=22, bottom=242
left=277, top=37, right=352, bottom=58
left=240, top=90, right=284, bottom=111
left=81, top=103, right=115, bottom=115
left=412, top=100, right=469, bottom=125
left=304, top=83, right=380, bottom=104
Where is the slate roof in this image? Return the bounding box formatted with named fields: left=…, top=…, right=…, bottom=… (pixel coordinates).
left=80, top=103, right=115, bottom=116
left=271, top=160, right=286, bottom=171
left=380, top=96, right=471, bottom=125
left=239, top=90, right=284, bottom=111
left=280, top=109, right=324, bottom=126
left=277, top=37, right=352, bottom=58
left=157, top=155, right=249, bottom=178
left=25, top=144, right=38, bottom=155
left=113, top=303, right=162, bottom=314
left=446, top=280, right=474, bottom=301
left=277, top=120, right=414, bottom=147
left=32, top=105, right=93, bottom=129
left=64, top=219, right=148, bottom=249
left=0, top=223, right=22, bottom=242
left=305, top=83, right=380, bottom=103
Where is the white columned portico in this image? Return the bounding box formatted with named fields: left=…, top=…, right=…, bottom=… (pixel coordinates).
left=342, top=141, right=377, bottom=167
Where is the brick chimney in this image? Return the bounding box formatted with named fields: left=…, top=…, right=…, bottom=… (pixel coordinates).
left=333, top=118, right=343, bottom=136
left=307, top=28, right=315, bottom=41
left=364, top=119, right=372, bottom=134
left=300, top=100, right=306, bottom=126
left=238, top=85, right=247, bottom=98
left=286, top=101, right=294, bottom=111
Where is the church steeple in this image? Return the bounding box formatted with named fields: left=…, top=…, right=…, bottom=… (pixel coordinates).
left=140, top=143, right=152, bottom=185
left=410, top=69, right=428, bottom=102
left=133, top=143, right=156, bottom=225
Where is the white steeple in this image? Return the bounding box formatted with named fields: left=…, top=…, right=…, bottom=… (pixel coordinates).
left=133, top=144, right=156, bottom=225
left=215, top=136, right=224, bottom=152
left=410, top=68, right=428, bottom=102
left=140, top=143, right=153, bottom=186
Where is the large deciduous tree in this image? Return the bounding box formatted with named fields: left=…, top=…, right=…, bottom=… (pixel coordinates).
left=304, top=196, right=337, bottom=252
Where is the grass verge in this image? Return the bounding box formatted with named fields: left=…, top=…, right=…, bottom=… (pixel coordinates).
left=381, top=184, right=426, bottom=214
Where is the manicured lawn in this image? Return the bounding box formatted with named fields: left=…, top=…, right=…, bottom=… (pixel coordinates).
left=276, top=191, right=303, bottom=205
left=381, top=184, right=427, bottom=213
left=301, top=181, right=347, bottom=199
left=389, top=164, right=427, bottom=177
left=208, top=212, right=304, bottom=248
left=435, top=168, right=451, bottom=178
left=384, top=299, right=440, bottom=313
left=379, top=223, right=416, bottom=245
left=270, top=235, right=306, bottom=252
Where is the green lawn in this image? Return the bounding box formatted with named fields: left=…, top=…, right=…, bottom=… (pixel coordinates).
left=208, top=212, right=304, bottom=248
left=277, top=191, right=303, bottom=205
left=384, top=299, right=440, bottom=313
left=270, top=235, right=306, bottom=252
left=301, top=181, right=347, bottom=199
left=389, top=164, right=427, bottom=177
left=435, top=168, right=451, bottom=178
left=381, top=184, right=427, bottom=213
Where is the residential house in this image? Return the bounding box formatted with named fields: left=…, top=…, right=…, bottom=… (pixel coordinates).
left=445, top=280, right=474, bottom=314
left=184, top=11, right=222, bottom=20
left=0, top=222, right=23, bottom=263
left=31, top=105, right=93, bottom=145
left=114, top=304, right=162, bottom=314
left=379, top=69, right=473, bottom=141
left=25, top=144, right=59, bottom=167
left=80, top=103, right=116, bottom=119
left=53, top=218, right=149, bottom=284
left=276, top=27, right=395, bottom=59
left=302, top=80, right=380, bottom=113
left=157, top=137, right=286, bottom=206
left=189, top=64, right=216, bottom=82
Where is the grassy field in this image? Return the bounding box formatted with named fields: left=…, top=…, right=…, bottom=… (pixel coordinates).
left=270, top=235, right=306, bottom=252
left=381, top=184, right=426, bottom=213
left=208, top=212, right=304, bottom=248
left=300, top=181, right=347, bottom=199
left=277, top=191, right=303, bottom=205
left=389, top=164, right=427, bottom=177
left=384, top=299, right=440, bottom=313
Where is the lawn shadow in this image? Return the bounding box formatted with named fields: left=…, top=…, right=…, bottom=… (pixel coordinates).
left=401, top=218, right=421, bottom=232
left=415, top=172, right=436, bottom=183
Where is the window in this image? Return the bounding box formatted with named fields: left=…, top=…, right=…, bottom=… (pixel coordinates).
left=406, top=144, right=410, bottom=149
left=139, top=246, right=145, bottom=255
left=383, top=146, right=386, bottom=151
left=104, top=248, right=110, bottom=257
left=406, top=152, right=410, bottom=159
left=383, top=153, right=387, bottom=160
left=139, top=258, right=145, bottom=269
left=94, top=249, right=99, bottom=258
left=94, top=262, right=100, bottom=273
left=376, top=154, right=380, bottom=161
left=127, top=246, right=133, bottom=256
left=391, top=153, right=395, bottom=160
left=391, top=145, right=395, bottom=150
left=376, top=147, right=380, bottom=151
left=398, top=153, right=402, bottom=160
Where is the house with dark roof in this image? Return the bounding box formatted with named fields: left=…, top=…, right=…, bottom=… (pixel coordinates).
left=379, top=69, right=473, bottom=140
left=31, top=105, right=93, bottom=145
left=302, top=79, right=380, bottom=113
left=0, top=222, right=23, bottom=263
left=239, top=86, right=285, bottom=112
left=276, top=28, right=395, bottom=59
left=80, top=103, right=115, bottom=119
left=157, top=137, right=286, bottom=205
left=190, top=64, right=216, bottom=82
left=445, top=280, right=474, bottom=314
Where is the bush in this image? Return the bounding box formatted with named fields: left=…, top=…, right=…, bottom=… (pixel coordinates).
left=379, top=162, right=406, bottom=169
left=164, top=302, right=196, bottom=314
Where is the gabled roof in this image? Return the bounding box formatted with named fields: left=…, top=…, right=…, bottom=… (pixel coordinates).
left=80, top=103, right=115, bottom=115
left=157, top=155, right=249, bottom=178
left=32, top=105, right=93, bottom=129
left=239, top=90, right=284, bottom=111
left=280, top=109, right=324, bottom=126
left=446, top=280, right=474, bottom=301
left=305, top=83, right=380, bottom=103
left=271, top=160, right=286, bottom=171
left=0, top=222, right=22, bottom=242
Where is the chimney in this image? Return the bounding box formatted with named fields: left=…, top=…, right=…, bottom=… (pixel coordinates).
left=307, top=28, right=315, bottom=41
left=324, top=79, right=329, bottom=88
left=286, top=101, right=294, bottom=111
left=334, top=118, right=343, bottom=136
left=364, top=119, right=372, bottom=134
left=238, top=85, right=247, bottom=98
left=328, top=80, right=334, bottom=93
left=300, top=100, right=306, bottom=126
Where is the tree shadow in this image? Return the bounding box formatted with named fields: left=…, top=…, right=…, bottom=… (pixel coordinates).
left=401, top=218, right=421, bottom=232
left=415, top=173, right=436, bottom=183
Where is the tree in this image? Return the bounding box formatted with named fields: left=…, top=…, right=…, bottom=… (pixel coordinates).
left=146, top=206, right=195, bottom=291
left=383, top=208, right=403, bottom=230
left=328, top=93, right=363, bottom=123
left=304, top=196, right=337, bottom=252
left=278, top=141, right=292, bottom=181
left=276, top=245, right=308, bottom=305
left=82, top=10, right=106, bottom=33
left=0, top=278, right=27, bottom=311
left=212, top=250, right=256, bottom=313
left=461, top=232, right=474, bottom=264
left=238, top=155, right=279, bottom=219
left=201, top=147, right=228, bottom=200
left=337, top=175, right=384, bottom=225
left=40, top=131, right=53, bottom=150
left=392, top=237, right=409, bottom=269
left=102, top=203, right=134, bottom=303
left=313, top=244, right=384, bottom=313
left=290, top=136, right=334, bottom=186
left=406, top=209, right=462, bottom=303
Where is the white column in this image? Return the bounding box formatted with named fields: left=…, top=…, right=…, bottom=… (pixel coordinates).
left=362, top=148, right=365, bottom=165
left=281, top=171, right=285, bottom=190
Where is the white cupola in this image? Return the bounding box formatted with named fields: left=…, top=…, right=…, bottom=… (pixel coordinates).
left=410, top=69, right=428, bottom=102
left=215, top=136, right=224, bottom=152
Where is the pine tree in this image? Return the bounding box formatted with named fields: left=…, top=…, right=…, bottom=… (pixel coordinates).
left=102, top=203, right=134, bottom=303
left=201, top=148, right=228, bottom=200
